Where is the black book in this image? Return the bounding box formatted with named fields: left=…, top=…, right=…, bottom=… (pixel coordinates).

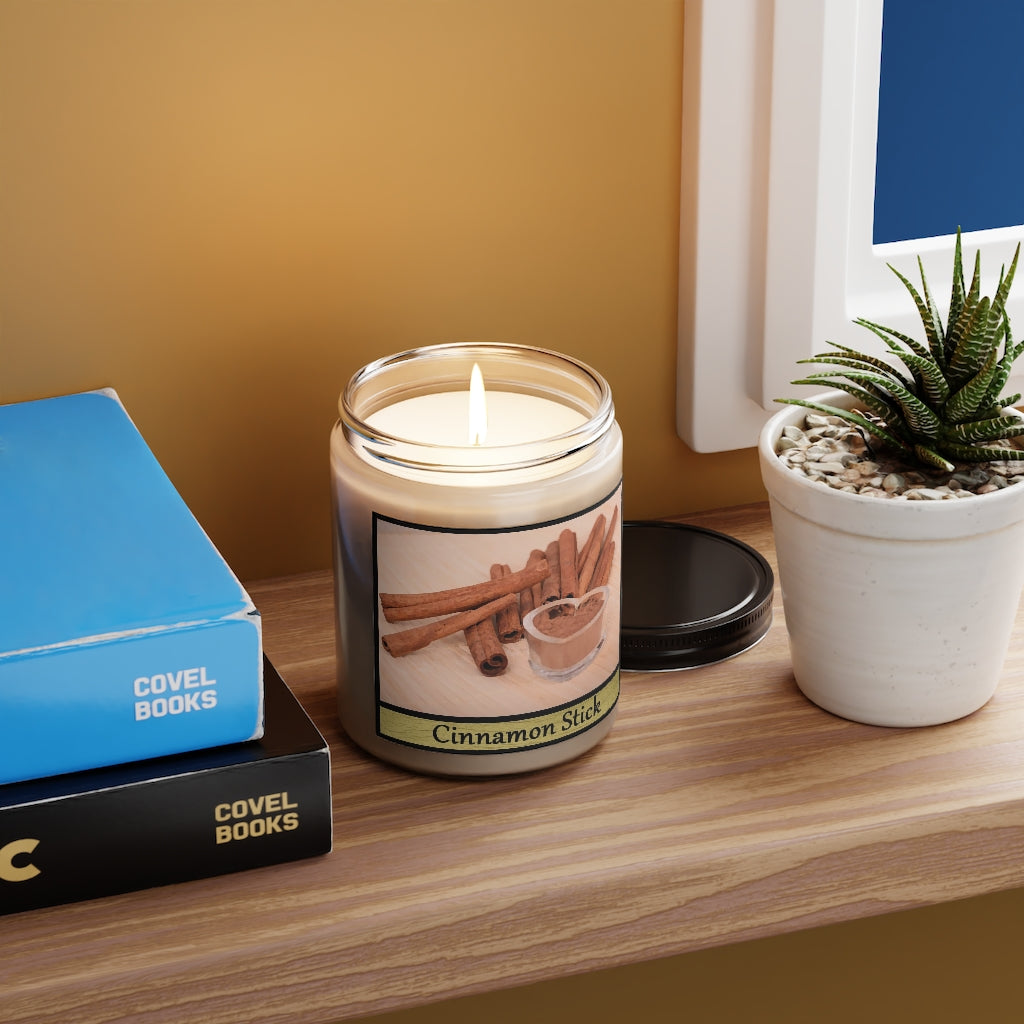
left=0, top=658, right=332, bottom=916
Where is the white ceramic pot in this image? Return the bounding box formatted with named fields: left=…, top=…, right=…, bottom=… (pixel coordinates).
left=759, top=392, right=1024, bottom=726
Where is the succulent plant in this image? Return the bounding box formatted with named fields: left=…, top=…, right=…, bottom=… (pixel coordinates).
left=778, top=230, right=1024, bottom=473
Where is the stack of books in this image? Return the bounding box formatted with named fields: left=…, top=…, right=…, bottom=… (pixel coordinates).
left=0, top=390, right=332, bottom=915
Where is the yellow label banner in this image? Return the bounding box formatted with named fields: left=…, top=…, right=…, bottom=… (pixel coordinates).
left=380, top=670, right=619, bottom=753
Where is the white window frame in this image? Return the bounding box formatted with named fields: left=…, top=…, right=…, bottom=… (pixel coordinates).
left=677, top=0, right=1024, bottom=453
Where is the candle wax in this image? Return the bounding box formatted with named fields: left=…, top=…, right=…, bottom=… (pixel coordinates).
left=366, top=392, right=587, bottom=449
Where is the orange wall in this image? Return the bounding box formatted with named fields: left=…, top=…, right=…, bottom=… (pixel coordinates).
left=0, top=0, right=762, bottom=581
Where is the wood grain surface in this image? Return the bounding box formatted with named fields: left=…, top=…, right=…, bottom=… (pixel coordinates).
left=5, top=503, right=1024, bottom=1024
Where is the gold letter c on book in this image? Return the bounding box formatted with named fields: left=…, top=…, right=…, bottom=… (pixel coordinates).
left=0, top=838, right=41, bottom=882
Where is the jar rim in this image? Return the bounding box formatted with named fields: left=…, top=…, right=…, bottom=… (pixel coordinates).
left=340, top=342, right=616, bottom=474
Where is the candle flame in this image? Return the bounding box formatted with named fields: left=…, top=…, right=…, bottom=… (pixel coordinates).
left=468, top=363, right=487, bottom=445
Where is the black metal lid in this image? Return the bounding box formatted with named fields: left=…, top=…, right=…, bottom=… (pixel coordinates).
left=620, top=520, right=774, bottom=671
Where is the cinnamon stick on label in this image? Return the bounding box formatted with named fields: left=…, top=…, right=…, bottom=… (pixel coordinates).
left=464, top=618, right=508, bottom=676
left=604, top=504, right=619, bottom=545
left=591, top=539, right=616, bottom=590
left=576, top=514, right=606, bottom=593
left=520, top=549, right=545, bottom=619
left=583, top=505, right=618, bottom=592
left=490, top=564, right=525, bottom=642
left=380, top=560, right=550, bottom=623
left=527, top=549, right=546, bottom=612
left=540, top=539, right=562, bottom=604
left=381, top=594, right=519, bottom=658
left=558, top=528, right=579, bottom=599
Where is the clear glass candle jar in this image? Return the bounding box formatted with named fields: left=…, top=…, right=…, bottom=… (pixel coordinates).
left=330, top=342, right=623, bottom=776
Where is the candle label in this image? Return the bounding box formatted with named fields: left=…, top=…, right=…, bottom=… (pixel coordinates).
left=373, top=485, right=622, bottom=754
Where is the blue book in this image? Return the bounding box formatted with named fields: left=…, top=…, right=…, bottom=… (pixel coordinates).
left=0, top=389, right=264, bottom=785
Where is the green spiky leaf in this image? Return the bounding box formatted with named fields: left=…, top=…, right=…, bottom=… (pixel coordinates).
left=945, top=249, right=983, bottom=364
left=888, top=262, right=945, bottom=364
left=947, top=416, right=1024, bottom=445
left=916, top=256, right=947, bottom=362
left=913, top=444, right=955, bottom=473
left=947, top=295, right=995, bottom=386
left=788, top=377, right=903, bottom=431
left=795, top=353, right=911, bottom=385
left=853, top=317, right=932, bottom=363
left=900, top=352, right=950, bottom=406
left=944, top=347, right=1000, bottom=423
left=773, top=398, right=911, bottom=453
left=941, top=442, right=1024, bottom=464
left=945, top=229, right=966, bottom=360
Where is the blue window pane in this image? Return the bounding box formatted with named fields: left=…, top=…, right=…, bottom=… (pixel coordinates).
left=873, top=0, right=1024, bottom=245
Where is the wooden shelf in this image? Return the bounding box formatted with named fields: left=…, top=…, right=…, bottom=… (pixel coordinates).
left=7, top=502, right=1024, bottom=1024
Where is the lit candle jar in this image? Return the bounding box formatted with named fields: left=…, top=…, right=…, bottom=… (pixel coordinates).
left=330, top=343, right=623, bottom=776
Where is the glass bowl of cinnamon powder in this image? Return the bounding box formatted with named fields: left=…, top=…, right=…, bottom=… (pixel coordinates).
left=523, top=585, right=610, bottom=681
